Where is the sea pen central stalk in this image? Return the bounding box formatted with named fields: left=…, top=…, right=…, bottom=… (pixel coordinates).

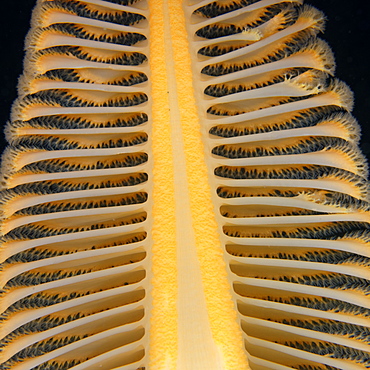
left=149, top=0, right=246, bottom=368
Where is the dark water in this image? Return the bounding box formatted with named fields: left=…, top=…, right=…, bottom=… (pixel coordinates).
left=0, top=0, right=369, bottom=165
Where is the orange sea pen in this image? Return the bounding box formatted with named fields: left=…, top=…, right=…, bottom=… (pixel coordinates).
left=0, top=1, right=369, bottom=369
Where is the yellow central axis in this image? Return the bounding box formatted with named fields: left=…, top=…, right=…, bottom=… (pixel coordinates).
left=148, top=0, right=247, bottom=369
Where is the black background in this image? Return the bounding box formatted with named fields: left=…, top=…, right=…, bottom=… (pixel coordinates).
left=0, top=1, right=369, bottom=166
